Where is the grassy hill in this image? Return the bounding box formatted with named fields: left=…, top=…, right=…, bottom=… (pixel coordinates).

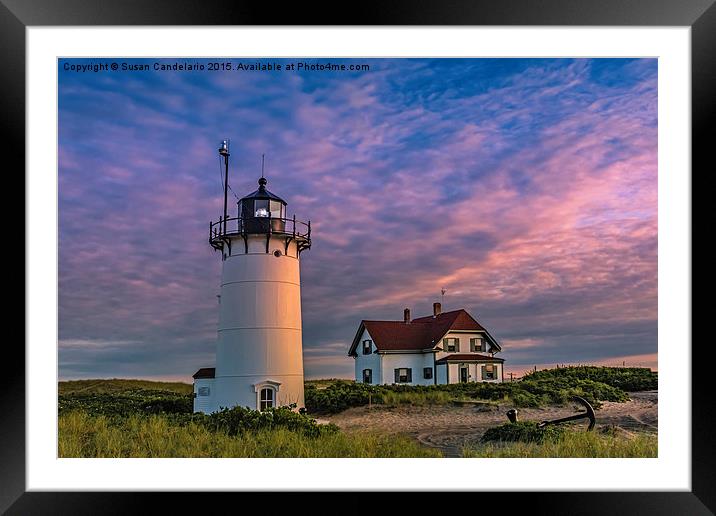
left=59, top=378, right=193, bottom=395
left=57, top=368, right=656, bottom=458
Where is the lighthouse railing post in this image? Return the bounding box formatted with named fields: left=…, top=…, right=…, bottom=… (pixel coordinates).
left=266, top=212, right=272, bottom=253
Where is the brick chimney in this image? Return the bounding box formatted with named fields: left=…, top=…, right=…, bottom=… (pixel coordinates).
left=433, top=302, right=441, bottom=317
left=404, top=308, right=411, bottom=323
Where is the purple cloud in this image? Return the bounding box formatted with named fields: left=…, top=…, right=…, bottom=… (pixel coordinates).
left=59, top=58, right=657, bottom=380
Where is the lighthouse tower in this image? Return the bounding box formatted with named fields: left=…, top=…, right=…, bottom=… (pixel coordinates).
left=192, top=142, right=311, bottom=413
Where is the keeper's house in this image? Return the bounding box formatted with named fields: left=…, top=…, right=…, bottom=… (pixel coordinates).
left=348, top=303, right=504, bottom=385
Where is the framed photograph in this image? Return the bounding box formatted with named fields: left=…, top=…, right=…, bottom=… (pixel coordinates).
left=6, top=0, right=709, bottom=513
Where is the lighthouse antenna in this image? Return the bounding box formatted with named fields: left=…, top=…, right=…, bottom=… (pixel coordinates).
left=261, top=153, right=265, bottom=179
left=219, top=139, right=230, bottom=235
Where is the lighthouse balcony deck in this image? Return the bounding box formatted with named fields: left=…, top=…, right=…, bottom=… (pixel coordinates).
left=209, top=215, right=311, bottom=253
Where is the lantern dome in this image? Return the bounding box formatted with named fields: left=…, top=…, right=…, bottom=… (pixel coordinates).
left=238, top=177, right=287, bottom=220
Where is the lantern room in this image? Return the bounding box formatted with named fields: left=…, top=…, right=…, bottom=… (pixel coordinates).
left=238, top=177, right=287, bottom=233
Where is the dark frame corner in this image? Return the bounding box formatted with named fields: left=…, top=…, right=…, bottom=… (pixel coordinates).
left=5, top=0, right=710, bottom=513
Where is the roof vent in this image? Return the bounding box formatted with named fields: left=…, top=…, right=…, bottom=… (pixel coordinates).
left=433, top=302, right=442, bottom=317
left=404, top=308, right=411, bottom=323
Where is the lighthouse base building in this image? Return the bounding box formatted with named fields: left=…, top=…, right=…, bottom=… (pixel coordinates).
left=192, top=170, right=311, bottom=414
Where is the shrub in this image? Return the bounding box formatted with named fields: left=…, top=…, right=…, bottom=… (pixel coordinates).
left=303, top=370, right=630, bottom=414
left=480, top=421, right=565, bottom=444
left=196, top=404, right=339, bottom=437
left=523, top=366, right=657, bottom=392
left=304, top=381, right=377, bottom=414
left=58, top=389, right=193, bottom=417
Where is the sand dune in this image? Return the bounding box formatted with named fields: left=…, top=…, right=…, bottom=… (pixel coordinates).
left=326, top=391, right=657, bottom=457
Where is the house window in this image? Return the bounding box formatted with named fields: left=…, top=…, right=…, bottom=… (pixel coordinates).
left=363, top=369, right=372, bottom=384
left=482, top=364, right=496, bottom=380
left=197, top=386, right=210, bottom=397
left=423, top=367, right=433, bottom=380
left=394, top=368, right=412, bottom=383
left=260, top=387, right=274, bottom=410
left=362, top=340, right=372, bottom=355
left=443, top=338, right=459, bottom=352
left=470, top=337, right=484, bottom=352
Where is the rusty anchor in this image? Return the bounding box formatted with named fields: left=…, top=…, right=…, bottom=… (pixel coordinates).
left=506, top=396, right=596, bottom=431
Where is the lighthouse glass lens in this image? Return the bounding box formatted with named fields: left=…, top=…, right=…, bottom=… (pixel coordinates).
left=254, top=199, right=269, bottom=217
left=269, top=200, right=283, bottom=219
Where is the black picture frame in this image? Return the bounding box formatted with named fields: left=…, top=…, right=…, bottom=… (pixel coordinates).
left=4, top=0, right=710, bottom=513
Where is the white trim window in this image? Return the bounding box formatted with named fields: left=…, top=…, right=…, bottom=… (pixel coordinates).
left=482, top=364, right=496, bottom=380
left=394, top=368, right=412, bottom=383
left=363, top=369, right=372, bottom=384
left=362, top=340, right=373, bottom=355
left=259, top=387, right=275, bottom=410
left=470, top=337, right=484, bottom=352
left=443, top=338, right=459, bottom=352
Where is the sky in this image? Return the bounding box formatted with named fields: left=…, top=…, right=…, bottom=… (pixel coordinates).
left=58, top=58, right=658, bottom=382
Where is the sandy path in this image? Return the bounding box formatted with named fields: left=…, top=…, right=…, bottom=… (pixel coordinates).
left=324, top=391, right=657, bottom=457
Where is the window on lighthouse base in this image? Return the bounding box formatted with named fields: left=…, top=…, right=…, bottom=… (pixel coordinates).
left=254, top=381, right=281, bottom=411
left=260, top=388, right=274, bottom=411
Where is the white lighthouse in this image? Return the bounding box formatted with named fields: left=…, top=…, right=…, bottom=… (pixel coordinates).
left=193, top=142, right=311, bottom=413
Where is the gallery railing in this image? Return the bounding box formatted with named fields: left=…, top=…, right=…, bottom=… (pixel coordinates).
left=209, top=215, right=311, bottom=253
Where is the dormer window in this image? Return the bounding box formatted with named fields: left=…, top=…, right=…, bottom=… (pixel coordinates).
left=470, top=337, right=484, bottom=352
left=443, top=338, right=459, bottom=352
left=362, top=340, right=372, bottom=355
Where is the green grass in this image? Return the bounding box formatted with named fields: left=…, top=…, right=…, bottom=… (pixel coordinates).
left=304, top=367, right=637, bottom=415
left=57, top=375, right=656, bottom=458
left=59, top=388, right=193, bottom=417
left=59, top=378, right=193, bottom=395
left=462, top=429, right=657, bottom=458
left=304, top=378, right=351, bottom=390
left=523, top=366, right=657, bottom=392
left=58, top=411, right=441, bottom=458
left=480, top=421, right=566, bottom=444
left=57, top=380, right=442, bottom=457
left=374, top=389, right=455, bottom=407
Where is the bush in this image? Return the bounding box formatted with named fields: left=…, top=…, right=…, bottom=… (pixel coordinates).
left=195, top=404, right=339, bottom=437
left=58, top=389, right=193, bottom=417
left=480, top=421, right=565, bottom=444
left=304, top=381, right=377, bottom=414
left=523, top=366, right=657, bottom=392
left=303, top=370, right=631, bottom=414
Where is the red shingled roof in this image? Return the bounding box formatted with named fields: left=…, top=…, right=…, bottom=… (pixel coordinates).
left=349, top=309, right=500, bottom=355
left=435, top=354, right=504, bottom=363
left=192, top=367, right=215, bottom=379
